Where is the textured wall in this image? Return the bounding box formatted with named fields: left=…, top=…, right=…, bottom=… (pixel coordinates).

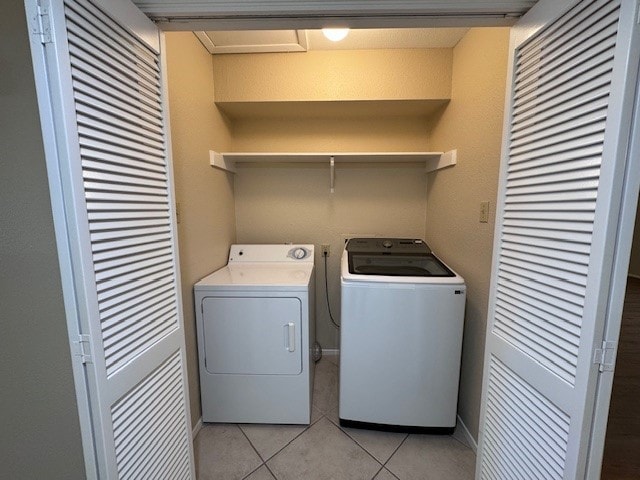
left=226, top=48, right=437, bottom=349
left=0, top=2, right=86, bottom=478
left=426, top=27, right=510, bottom=440
left=234, top=164, right=428, bottom=348
left=213, top=49, right=452, bottom=102
left=165, top=32, right=236, bottom=426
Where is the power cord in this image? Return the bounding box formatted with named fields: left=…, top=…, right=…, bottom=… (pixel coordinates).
left=324, top=251, right=341, bottom=329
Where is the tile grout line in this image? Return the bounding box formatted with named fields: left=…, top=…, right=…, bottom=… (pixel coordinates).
left=381, top=433, right=410, bottom=480
left=237, top=424, right=267, bottom=480
left=326, top=417, right=386, bottom=471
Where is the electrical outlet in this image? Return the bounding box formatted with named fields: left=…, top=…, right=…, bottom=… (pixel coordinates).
left=321, top=244, right=330, bottom=257
left=480, top=201, right=489, bottom=223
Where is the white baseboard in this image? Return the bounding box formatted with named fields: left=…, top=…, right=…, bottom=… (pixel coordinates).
left=456, top=414, right=478, bottom=453
left=192, top=417, right=203, bottom=440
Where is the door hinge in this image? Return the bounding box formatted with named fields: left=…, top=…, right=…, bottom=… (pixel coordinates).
left=74, top=334, right=92, bottom=364
left=593, top=340, right=617, bottom=372
left=31, top=3, right=52, bottom=44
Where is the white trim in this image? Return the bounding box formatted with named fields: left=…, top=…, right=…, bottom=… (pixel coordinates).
left=585, top=12, right=640, bottom=476
left=24, top=0, right=98, bottom=476
left=627, top=273, right=640, bottom=280
left=192, top=417, right=203, bottom=440
left=455, top=414, right=477, bottom=453
left=132, top=0, right=534, bottom=30
left=94, top=0, right=159, bottom=51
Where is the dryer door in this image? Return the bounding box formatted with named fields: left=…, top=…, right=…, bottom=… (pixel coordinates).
left=202, top=296, right=302, bottom=375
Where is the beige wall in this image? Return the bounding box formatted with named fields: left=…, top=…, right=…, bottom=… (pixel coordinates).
left=231, top=115, right=432, bottom=153
left=226, top=49, right=439, bottom=348
left=213, top=49, right=452, bottom=102
left=234, top=164, right=428, bottom=347
left=426, top=28, right=510, bottom=439
left=0, top=2, right=86, bottom=478
left=165, top=32, right=236, bottom=426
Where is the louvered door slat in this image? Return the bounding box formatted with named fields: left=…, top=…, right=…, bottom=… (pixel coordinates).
left=497, top=271, right=585, bottom=313
left=99, top=278, right=174, bottom=319
left=65, top=13, right=160, bottom=83
left=93, top=248, right=172, bottom=272
left=482, top=358, right=570, bottom=480
left=82, top=149, right=166, bottom=172
left=66, top=0, right=157, bottom=69
left=502, top=241, right=589, bottom=268
left=101, top=285, right=175, bottom=330
left=91, top=233, right=172, bottom=255
left=508, top=156, right=600, bottom=181
left=502, top=232, right=591, bottom=256
left=76, top=100, right=164, bottom=144
left=72, top=80, right=163, bottom=128
left=515, top=8, right=618, bottom=93
left=103, top=303, right=176, bottom=351
left=111, top=353, right=190, bottom=479
left=509, top=121, right=605, bottom=156
left=82, top=158, right=167, bottom=182
left=517, top=0, right=611, bottom=62
left=500, top=245, right=588, bottom=275
left=511, top=98, right=608, bottom=141
left=71, top=70, right=161, bottom=119
left=513, top=59, right=613, bottom=115
left=504, top=210, right=595, bottom=223
left=78, top=113, right=165, bottom=151
left=73, top=68, right=162, bottom=118
left=66, top=32, right=159, bottom=94
left=70, top=54, right=161, bottom=111
left=512, top=84, right=609, bottom=133
left=78, top=127, right=165, bottom=159
left=499, top=262, right=586, bottom=300
left=496, top=279, right=582, bottom=332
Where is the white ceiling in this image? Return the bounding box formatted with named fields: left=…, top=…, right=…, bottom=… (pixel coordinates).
left=196, top=28, right=470, bottom=55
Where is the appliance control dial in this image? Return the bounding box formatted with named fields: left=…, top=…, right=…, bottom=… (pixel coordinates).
left=288, top=247, right=310, bottom=260
left=382, top=240, right=393, bottom=248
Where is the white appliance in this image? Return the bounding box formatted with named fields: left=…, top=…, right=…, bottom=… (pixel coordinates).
left=194, top=244, right=315, bottom=424
left=339, top=238, right=466, bottom=432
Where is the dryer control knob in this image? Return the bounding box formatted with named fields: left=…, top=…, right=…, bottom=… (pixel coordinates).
left=382, top=240, right=393, bottom=248
left=293, top=248, right=307, bottom=259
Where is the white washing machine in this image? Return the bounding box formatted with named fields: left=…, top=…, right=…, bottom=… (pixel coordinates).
left=194, top=244, right=315, bottom=424
left=339, top=238, right=465, bottom=432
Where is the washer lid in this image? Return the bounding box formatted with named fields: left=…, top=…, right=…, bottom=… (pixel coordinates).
left=345, top=238, right=454, bottom=277
left=195, top=263, right=314, bottom=291
left=349, top=252, right=454, bottom=277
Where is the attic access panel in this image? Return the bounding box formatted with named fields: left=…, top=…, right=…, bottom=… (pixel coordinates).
left=195, top=29, right=308, bottom=54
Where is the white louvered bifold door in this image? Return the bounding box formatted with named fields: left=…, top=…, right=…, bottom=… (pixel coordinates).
left=478, top=0, right=640, bottom=479
left=29, top=0, right=195, bottom=477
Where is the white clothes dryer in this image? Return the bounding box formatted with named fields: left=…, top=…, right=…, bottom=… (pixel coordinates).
left=194, top=244, right=315, bottom=424
left=339, top=238, right=465, bottom=433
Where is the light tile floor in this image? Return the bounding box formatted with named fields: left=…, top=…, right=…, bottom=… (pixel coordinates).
left=194, top=357, right=476, bottom=480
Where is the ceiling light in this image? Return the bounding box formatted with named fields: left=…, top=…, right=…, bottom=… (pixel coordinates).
left=322, top=28, right=350, bottom=42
